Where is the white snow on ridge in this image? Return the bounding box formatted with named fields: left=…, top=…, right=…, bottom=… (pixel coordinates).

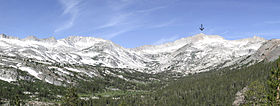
left=0, top=63, right=5, bottom=66
left=19, top=67, right=41, bottom=79
left=48, top=66, right=70, bottom=75
left=45, top=79, right=53, bottom=84
left=0, top=77, right=16, bottom=82
left=65, top=67, right=82, bottom=73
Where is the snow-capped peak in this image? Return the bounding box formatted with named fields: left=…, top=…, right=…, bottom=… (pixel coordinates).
left=41, top=37, right=57, bottom=43
left=0, top=33, right=268, bottom=75
left=236, top=35, right=266, bottom=42
left=23, top=35, right=40, bottom=41
left=133, top=33, right=227, bottom=54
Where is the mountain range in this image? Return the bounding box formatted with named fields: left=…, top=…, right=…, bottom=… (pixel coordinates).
left=0, top=33, right=280, bottom=85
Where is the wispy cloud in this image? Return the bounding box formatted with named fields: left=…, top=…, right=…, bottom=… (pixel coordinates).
left=264, top=20, right=280, bottom=24
left=97, top=6, right=166, bottom=30
left=220, top=30, right=229, bottom=35
left=153, top=36, right=179, bottom=45
left=94, top=0, right=168, bottom=39
left=150, top=19, right=176, bottom=28
left=97, top=13, right=131, bottom=29
left=224, top=35, right=246, bottom=40
left=54, top=0, right=82, bottom=33
left=136, top=6, right=166, bottom=13
left=246, top=32, right=280, bottom=36
left=103, top=28, right=132, bottom=39
left=107, top=0, right=137, bottom=11
left=95, top=12, right=136, bottom=39
left=224, top=31, right=280, bottom=40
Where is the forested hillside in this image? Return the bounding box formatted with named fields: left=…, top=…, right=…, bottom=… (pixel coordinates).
left=0, top=58, right=278, bottom=105
left=78, top=60, right=275, bottom=105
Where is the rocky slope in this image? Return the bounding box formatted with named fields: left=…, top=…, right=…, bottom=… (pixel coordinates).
left=248, top=39, right=280, bottom=62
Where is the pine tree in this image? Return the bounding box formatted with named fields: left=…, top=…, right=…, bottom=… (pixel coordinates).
left=62, top=87, right=80, bottom=106
left=10, top=95, right=21, bottom=106
left=244, top=80, right=267, bottom=105
left=0, top=98, right=2, bottom=105
left=268, top=57, right=280, bottom=105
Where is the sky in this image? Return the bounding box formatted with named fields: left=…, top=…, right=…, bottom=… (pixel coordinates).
left=0, top=0, right=280, bottom=48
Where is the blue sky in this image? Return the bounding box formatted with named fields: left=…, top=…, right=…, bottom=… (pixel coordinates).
left=0, top=0, right=280, bottom=48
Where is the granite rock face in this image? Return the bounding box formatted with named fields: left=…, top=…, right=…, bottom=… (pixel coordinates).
left=249, top=39, right=280, bottom=62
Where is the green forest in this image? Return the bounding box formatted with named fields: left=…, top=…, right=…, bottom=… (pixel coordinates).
left=1, top=57, right=280, bottom=105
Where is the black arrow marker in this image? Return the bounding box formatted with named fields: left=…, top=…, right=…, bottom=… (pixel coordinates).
left=199, top=24, right=205, bottom=31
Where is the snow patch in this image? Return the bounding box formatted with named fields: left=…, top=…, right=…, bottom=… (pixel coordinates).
left=19, top=67, right=41, bottom=79
left=65, top=67, right=82, bottom=73
left=0, top=77, right=16, bottom=82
